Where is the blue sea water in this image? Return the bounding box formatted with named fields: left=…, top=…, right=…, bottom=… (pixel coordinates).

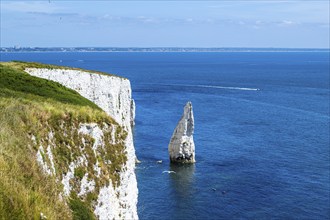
left=1, top=52, right=329, bottom=219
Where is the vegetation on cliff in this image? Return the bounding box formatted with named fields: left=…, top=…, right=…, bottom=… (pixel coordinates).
left=3, top=60, right=125, bottom=78
left=0, top=62, right=128, bottom=219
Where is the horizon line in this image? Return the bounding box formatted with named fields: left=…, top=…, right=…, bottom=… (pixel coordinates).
left=1, top=46, right=329, bottom=49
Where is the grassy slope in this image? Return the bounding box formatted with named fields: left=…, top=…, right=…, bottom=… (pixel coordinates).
left=2, top=60, right=125, bottom=78
left=0, top=62, right=126, bottom=219
left=0, top=63, right=101, bottom=109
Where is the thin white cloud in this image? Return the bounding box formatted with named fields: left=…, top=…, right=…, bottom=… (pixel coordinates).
left=278, top=20, right=296, bottom=27
left=97, top=15, right=328, bottom=29
left=1, top=1, right=61, bottom=13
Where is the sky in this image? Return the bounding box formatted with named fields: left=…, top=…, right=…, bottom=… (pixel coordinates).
left=1, top=1, right=329, bottom=48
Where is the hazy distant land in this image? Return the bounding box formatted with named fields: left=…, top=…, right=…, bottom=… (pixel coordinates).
left=1, top=47, right=329, bottom=53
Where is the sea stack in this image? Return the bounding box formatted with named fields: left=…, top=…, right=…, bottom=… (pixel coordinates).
left=168, top=102, right=195, bottom=163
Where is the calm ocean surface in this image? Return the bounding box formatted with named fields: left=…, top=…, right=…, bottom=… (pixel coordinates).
left=1, top=52, right=329, bottom=219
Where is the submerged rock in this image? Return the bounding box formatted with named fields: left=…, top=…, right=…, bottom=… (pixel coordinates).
left=135, top=157, right=141, bottom=164
left=168, top=102, right=195, bottom=163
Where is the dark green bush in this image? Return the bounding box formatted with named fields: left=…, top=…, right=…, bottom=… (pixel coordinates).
left=69, top=193, right=96, bottom=220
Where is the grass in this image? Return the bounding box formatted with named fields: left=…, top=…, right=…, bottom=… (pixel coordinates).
left=0, top=98, right=73, bottom=219
left=1, top=60, right=126, bottom=78
left=0, top=62, right=128, bottom=219
left=69, top=192, right=96, bottom=220
left=0, top=63, right=100, bottom=109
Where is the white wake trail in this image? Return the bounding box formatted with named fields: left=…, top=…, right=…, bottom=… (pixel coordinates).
left=155, top=83, right=260, bottom=91
left=194, top=85, right=260, bottom=91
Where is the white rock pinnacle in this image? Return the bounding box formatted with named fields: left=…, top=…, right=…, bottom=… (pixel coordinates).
left=168, top=102, right=195, bottom=163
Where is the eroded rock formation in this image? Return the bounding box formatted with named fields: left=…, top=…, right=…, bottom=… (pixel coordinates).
left=168, top=102, right=195, bottom=163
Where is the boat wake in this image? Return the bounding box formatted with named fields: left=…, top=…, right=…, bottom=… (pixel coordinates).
left=194, top=84, right=260, bottom=91
left=155, top=83, right=260, bottom=91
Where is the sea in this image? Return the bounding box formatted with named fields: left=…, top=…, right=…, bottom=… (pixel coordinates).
left=1, top=52, right=329, bottom=219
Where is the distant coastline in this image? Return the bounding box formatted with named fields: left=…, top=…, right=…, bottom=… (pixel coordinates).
left=1, top=47, right=329, bottom=53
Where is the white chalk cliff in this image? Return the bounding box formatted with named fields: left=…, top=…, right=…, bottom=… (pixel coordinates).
left=168, top=102, right=195, bottom=163
left=25, top=68, right=138, bottom=219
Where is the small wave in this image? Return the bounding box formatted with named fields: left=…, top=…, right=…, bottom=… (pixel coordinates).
left=162, top=170, right=176, bottom=174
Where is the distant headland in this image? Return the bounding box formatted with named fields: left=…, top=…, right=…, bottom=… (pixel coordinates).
left=1, top=47, right=329, bottom=53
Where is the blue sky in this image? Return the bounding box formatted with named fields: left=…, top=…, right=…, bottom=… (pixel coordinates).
left=1, top=1, right=329, bottom=48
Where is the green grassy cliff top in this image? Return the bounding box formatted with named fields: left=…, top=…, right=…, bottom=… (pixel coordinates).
left=1, top=60, right=126, bottom=78
left=0, top=62, right=127, bottom=219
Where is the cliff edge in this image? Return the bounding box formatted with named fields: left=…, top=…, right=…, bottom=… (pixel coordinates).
left=0, top=61, right=138, bottom=219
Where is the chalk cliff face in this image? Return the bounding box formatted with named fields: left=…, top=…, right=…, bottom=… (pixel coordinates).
left=168, top=102, right=195, bottom=163
left=25, top=68, right=138, bottom=219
